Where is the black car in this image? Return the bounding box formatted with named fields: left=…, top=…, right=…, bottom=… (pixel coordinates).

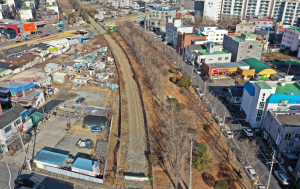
left=76, top=97, right=85, bottom=104
left=16, top=40, right=22, bottom=43
left=14, top=178, right=35, bottom=188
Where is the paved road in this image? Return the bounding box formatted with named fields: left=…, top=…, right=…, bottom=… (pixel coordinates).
left=90, top=18, right=148, bottom=177
left=105, top=13, right=150, bottom=26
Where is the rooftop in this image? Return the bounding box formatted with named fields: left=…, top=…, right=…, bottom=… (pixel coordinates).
left=71, top=157, right=100, bottom=172
left=207, top=62, right=250, bottom=69
left=198, top=48, right=231, bottom=55
left=276, top=114, right=300, bottom=127
left=287, top=28, right=300, bottom=33
left=243, top=32, right=256, bottom=35
left=275, top=83, right=300, bottom=95
left=34, top=150, right=69, bottom=166
left=254, top=82, right=272, bottom=89
left=83, top=115, right=108, bottom=126
left=0, top=106, right=26, bottom=129
left=0, top=80, right=35, bottom=93
left=243, top=58, right=275, bottom=74
left=20, top=3, right=32, bottom=10
left=0, top=68, right=8, bottom=73
left=37, top=100, right=64, bottom=115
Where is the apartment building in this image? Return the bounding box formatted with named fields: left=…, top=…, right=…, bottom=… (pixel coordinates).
left=46, top=1, right=59, bottom=15
left=112, top=0, right=132, bottom=8
left=166, top=17, right=193, bottom=47
left=41, top=10, right=59, bottom=24
left=149, top=6, right=176, bottom=20
left=198, top=26, right=228, bottom=43
left=203, top=0, right=221, bottom=21
left=278, top=0, right=300, bottom=26
left=223, top=33, right=263, bottom=62
left=274, top=22, right=291, bottom=46
left=281, top=27, right=300, bottom=52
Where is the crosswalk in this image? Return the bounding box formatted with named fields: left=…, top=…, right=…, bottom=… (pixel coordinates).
left=30, top=174, right=46, bottom=189
left=224, top=124, right=243, bottom=130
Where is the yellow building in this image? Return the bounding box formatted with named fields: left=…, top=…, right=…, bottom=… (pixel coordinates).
left=242, top=58, right=277, bottom=79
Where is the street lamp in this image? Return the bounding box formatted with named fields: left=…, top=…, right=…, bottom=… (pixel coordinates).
left=1, top=140, right=11, bottom=189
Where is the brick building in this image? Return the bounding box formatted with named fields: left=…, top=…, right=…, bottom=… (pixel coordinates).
left=176, top=31, right=206, bottom=55
left=41, top=10, right=59, bottom=24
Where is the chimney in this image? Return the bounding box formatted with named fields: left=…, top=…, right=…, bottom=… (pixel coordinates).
left=0, top=104, right=3, bottom=116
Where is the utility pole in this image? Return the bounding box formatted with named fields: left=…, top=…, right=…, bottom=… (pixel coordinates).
left=189, top=138, right=193, bottom=189
left=18, top=131, right=31, bottom=170
left=2, top=141, right=12, bottom=189
left=266, top=150, right=276, bottom=189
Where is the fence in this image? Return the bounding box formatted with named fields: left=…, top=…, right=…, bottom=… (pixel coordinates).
left=43, top=165, right=104, bottom=184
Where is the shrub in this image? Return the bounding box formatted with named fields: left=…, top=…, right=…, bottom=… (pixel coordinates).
left=175, top=103, right=186, bottom=112
left=163, top=70, right=168, bottom=75
left=202, top=172, right=215, bottom=187
left=214, top=180, right=228, bottom=189
left=82, top=124, right=86, bottom=128
left=172, top=76, right=177, bottom=83
left=204, top=124, right=211, bottom=132
left=170, top=98, right=179, bottom=105
left=178, top=74, right=192, bottom=87
left=87, top=21, right=91, bottom=24
left=148, top=154, right=155, bottom=164
left=170, top=67, right=179, bottom=73
left=193, top=152, right=212, bottom=172
left=198, top=143, right=207, bottom=153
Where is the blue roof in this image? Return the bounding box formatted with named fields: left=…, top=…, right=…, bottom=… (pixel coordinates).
left=208, top=41, right=215, bottom=45
left=244, top=81, right=255, bottom=96
left=268, top=94, right=300, bottom=104
left=72, top=157, right=99, bottom=172
left=35, top=150, right=69, bottom=166
left=10, top=82, right=35, bottom=93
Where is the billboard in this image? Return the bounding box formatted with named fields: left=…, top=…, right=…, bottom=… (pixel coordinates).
left=0, top=24, right=19, bottom=39
left=24, top=23, right=36, bottom=32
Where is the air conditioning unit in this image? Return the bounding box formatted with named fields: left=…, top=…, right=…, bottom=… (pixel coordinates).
left=295, top=138, right=299, bottom=141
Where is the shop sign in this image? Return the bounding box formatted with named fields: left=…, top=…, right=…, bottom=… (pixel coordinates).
left=213, top=69, right=229, bottom=73
left=35, top=21, right=46, bottom=25
left=276, top=134, right=283, bottom=145
left=5, top=128, right=18, bottom=141
left=125, top=176, right=149, bottom=182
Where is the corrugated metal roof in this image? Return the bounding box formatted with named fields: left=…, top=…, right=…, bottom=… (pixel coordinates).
left=243, top=58, right=276, bottom=74
left=34, top=150, right=69, bottom=166
left=72, top=157, right=99, bottom=172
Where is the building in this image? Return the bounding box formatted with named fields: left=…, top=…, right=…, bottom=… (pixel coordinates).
left=248, top=15, right=274, bottom=31
left=202, top=0, right=221, bottom=21
left=176, top=31, right=206, bottom=55
left=145, top=6, right=176, bottom=32
left=185, top=41, right=232, bottom=67
left=276, top=0, right=300, bottom=26
left=0, top=80, right=45, bottom=108
left=46, top=1, right=59, bottom=15
left=71, top=157, right=100, bottom=176
left=19, top=2, right=34, bottom=21
left=184, top=0, right=197, bottom=10
left=197, top=26, right=228, bottom=44
left=201, top=61, right=255, bottom=80
left=112, top=0, right=132, bottom=8
left=255, top=30, right=275, bottom=42
left=0, top=106, right=27, bottom=151
left=41, top=10, right=59, bottom=24
left=242, top=58, right=277, bottom=79
left=240, top=80, right=300, bottom=128
left=281, top=28, right=300, bottom=52
left=52, top=72, right=68, bottom=83
left=274, top=22, right=291, bottom=47
left=166, top=17, right=193, bottom=47
left=34, top=150, right=69, bottom=169
left=234, top=21, right=256, bottom=33
left=0, top=62, right=21, bottom=74
left=83, top=115, right=108, bottom=130
left=223, top=33, right=264, bottom=62
left=228, top=87, right=244, bottom=105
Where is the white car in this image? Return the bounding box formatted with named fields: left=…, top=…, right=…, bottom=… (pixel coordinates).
left=243, top=126, right=253, bottom=137
left=255, top=183, right=266, bottom=189
left=274, top=170, right=291, bottom=185
left=244, top=166, right=258, bottom=180
left=194, top=69, right=201, bottom=74
left=223, top=129, right=233, bottom=138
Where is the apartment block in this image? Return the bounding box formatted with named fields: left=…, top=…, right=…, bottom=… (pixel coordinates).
left=203, top=0, right=221, bottom=21
left=223, top=33, right=263, bottom=62
left=281, top=27, right=300, bottom=52
left=197, top=26, right=228, bottom=43
left=166, top=17, right=193, bottom=47
left=112, top=0, right=132, bottom=8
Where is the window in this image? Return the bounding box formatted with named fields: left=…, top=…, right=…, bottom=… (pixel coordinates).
left=247, top=75, right=252, bottom=78
left=259, top=102, right=265, bottom=109
left=247, top=51, right=250, bottom=53
left=284, top=133, right=292, bottom=140
left=256, top=117, right=261, bottom=121
left=268, top=125, right=270, bottom=130
left=11, top=92, right=16, bottom=96
left=0, top=92, right=5, bottom=96
left=248, top=45, right=253, bottom=49
left=216, top=38, right=218, bottom=40
left=258, top=55, right=260, bottom=58
left=270, top=117, right=273, bottom=122
left=267, top=111, right=270, bottom=117
left=279, top=100, right=289, bottom=106
left=240, top=51, right=243, bottom=54
left=295, top=134, right=300, bottom=139
left=216, top=34, right=219, bottom=36
left=218, top=57, right=222, bottom=61
left=278, top=128, right=281, bottom=133
left=241, top=46, right=244, bottom=48
left=257, top=110, right=263, bottom=117
left=225, top=57, right=229, bottom=60
left=236, top=97, right=240, bottom=101
left=258, top=45, right=262, bottom=47
left=221, top=34, right=223, bottom=36
left=288, top=142, right=294, bottom=147
left=4, top=125, right=11, bottom=133
left=15, top=119, right=21, bottom=126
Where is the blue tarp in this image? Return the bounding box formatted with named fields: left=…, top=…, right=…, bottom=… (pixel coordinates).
left=21, top=110, right=31, bottom=117
left=10, top=82, right=35, bottom=93
left=72, top=157, right=99, bottom=172
left=100, top=83, right=118, bottom=90
left=74, top=64, right=83, bottom=68
left=35, top=150, right=69, bottom=166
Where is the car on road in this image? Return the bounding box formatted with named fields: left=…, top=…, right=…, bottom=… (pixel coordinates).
left=91, top=126, right=102, bottom=133
left=16, top=40, right=22, bottom=43
left=255, top=183, right=266, bottom=189
left=44, top=34, right=50, bottom=37
left=244, top=165, right=259, bottom=180
left=194, top=69, right=201, bottom=74
left=202, top=76, right=209, bottom=82
left=24, top=38, right=30, bottom=41
left=222, top=129, right=233, bottom=138
left=243, top=126, right=253, bottom=136
left=14, top=178, right=35, bottom=188
left=274, top=170, right=291, bottom=185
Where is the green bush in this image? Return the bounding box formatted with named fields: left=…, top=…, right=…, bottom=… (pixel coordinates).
left=198, top=143, right=207, bottom=153
left=214, top=180, right=228, bottom=189
left=204, top=124, right=211, bottom=132
left=178, top=74, right=192, bottom=87
left=172, top=76, right=177, bottom=83
left=170, top=98, right=179, bottom=105
left=163, top=70, right=168, bottom=75
left=87, top=21, right=91, bottom=24
left=193, top=152, right=212, bottom=172
left=177, top=103, right=186, bottom=111
left=170, top=67, right=179, bottom=73
left=82, top=124, right=86, bottom=128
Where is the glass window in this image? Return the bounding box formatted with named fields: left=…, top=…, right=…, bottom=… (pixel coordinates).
left=288, top=142, right=294, bottom=147
left=284, top=133, right=292, bottom=140
left=258, top=45, right=262, bottom=47
left=278, top=128, right=281, bottom=133
left=267, top=111, right=270, bottom=117
left=11, top=92, right=16, bottom=96
left=240, top=51, right=243, bottom=53
left=295, top=134, right=300, bottom=138
left=268, top=125, right=270, bottom=130
left=218, top=57, right=222, bottom=61
left=4, top=125, right=11, bottom=133
left=225, top=57, right=229, bottom=60
left=248, top=45, right=253, bottom=49
left=270, top=117, right=273, bottom=122
left=15, top=119, right=21, bottom=126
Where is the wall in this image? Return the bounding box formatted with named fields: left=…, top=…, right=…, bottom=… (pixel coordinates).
left=176, top=32, right=206, bottom=55
left=235, top=24, right=256, bottom=33
left=20, top=9, right=33, bottom=21
left=281, top=29, right=300, bottom=52
left=197, top=53, right=231, bottom=64
left=203, top=0, right=221, bottom=21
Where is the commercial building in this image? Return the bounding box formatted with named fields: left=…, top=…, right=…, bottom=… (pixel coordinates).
left=242, top=58, right=277, bottom=79
left=197, top=26, right=228, bottom=44
left=41, top=10, right=59, bottom=24
left=176, top=31, right=206, bottom=55
left=185, top=41, right=232, bottom=67
left=281, top=27, right=300, bottom=52
left=166, top=17, right=193, bottom=47
left=240, top=80, right=300, bottom=128
left=201, top=61, right=255, bottom=80
left=223, top=33, right=264, bottom=62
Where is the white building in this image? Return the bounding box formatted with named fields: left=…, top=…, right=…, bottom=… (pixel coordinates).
left=19, top=3, right=34, bottom=21
left=274, top=0, right=300, bottom=26
left=46, top=1, right=59, bottom=15
left=203, top=0, right=221, bottom=21
left=185, top=41, right=231, bottom=68
left=240, top=80, right=300, bottom=128
left=132, top=2, right=140, bottom=9
left=197, top=26, right=228, bottom=44
left=281, top=28, right=300, bottom=52
left=166, top=17, right=193, bottom=47
left=149, top=6, right=176, bottom=20
left=112, top=0, right=132, bottom=8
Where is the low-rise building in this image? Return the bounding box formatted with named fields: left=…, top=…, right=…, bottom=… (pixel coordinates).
left=242, top=58, right=277, bottom=79
left=196, top=26, right=228, bottom=44
left=228, top=87, right=244, bottom=105
left=176, top=31, right=206, bottom=55
left=281, top=27, right=300, bottom=52
left=234, top=21, right=256, bottom=33
left=19, top=3, right=34, bottom=21
left=248, top=15, right=274, bottom=31
left=41, top=10, right=59, bottom=24
left=223, top=33, right=264, bottom=62
left=52, top=72, right=67, bottom=83
left=274, top=23, right=291, bottom=47
left=166, top=17, right=193, bottom=47
left=46, top=1, right=59, bottom=15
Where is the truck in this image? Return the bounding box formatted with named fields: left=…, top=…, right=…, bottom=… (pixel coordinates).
left=75, top=139, right=94, bottom=149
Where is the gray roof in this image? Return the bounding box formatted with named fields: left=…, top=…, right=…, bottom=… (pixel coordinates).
left=32, top=43, right=51, bottom=50
left=0, top=44, right=31, bottom=57
left=277, top=114, right=300, bottom=127
left=0, top=80, right=30, bottom=89
left=0, top=106, right=26, bottom=129
left=83, top=115, right=108, bottom=126
left=0, top=62, right=20, bottom=70
left=37, top=100, right=64, bottom=115
left=189, top=44, right=206, bottom=51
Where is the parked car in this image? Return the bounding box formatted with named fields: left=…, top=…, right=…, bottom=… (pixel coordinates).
left=24, top=38, right=30, bottom=41
left=255, top=183, right=266, bottom=189
left=194, top=69, right=201, bottom=74
left=16, top=40, right=22, bottom=43
left=75, top=138, right=94, bottom=149
left=40, top=35, right=45, bottom=38
left=14, top=178, right=35, bottom=188
left=76, top=97, right=85, bottom=104
left=223, top=129, right=233, bottom=138
left=44, top=34, right=50, bottom=37
left=244, top=166, right=259, bottom=180
left=91, top=126, right=102, bottom=133
left=243, top=126, right=253, bottom=137
left=274, top=170, right=291, bottom=185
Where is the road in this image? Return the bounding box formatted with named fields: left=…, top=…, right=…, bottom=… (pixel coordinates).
left=105, top=13, right=150, bottom=26
left=90, top=18, right=148, bottom=178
